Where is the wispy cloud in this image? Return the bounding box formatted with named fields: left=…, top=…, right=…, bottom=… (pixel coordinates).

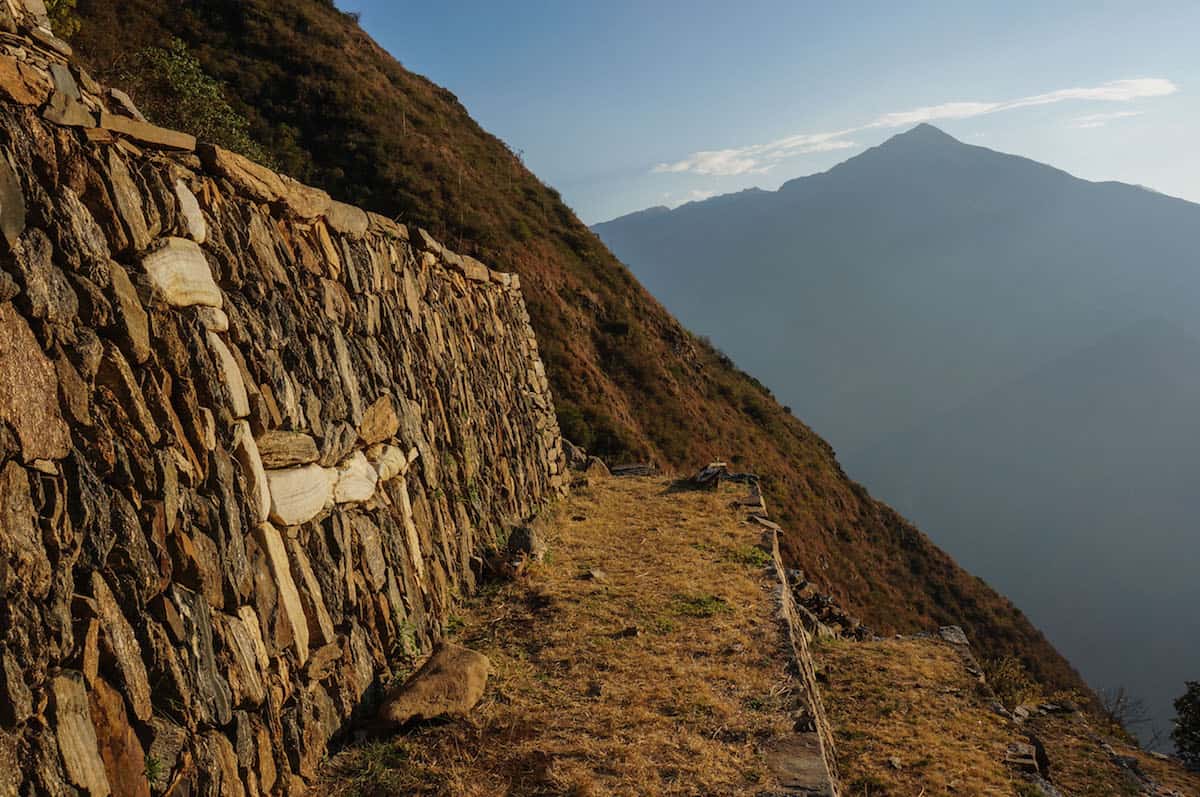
left=1071, top=110, right=1144, bottom=129
left=652, top=133, right=856, bottom=176
left=653, top=78, right=1178, bottom=176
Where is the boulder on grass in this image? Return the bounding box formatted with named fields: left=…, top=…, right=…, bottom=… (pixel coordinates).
left=377, top=643, right=490, bottom=729
left=562, top=439, right=589, bottom=471
left=506, top=525, right=547, bottom=563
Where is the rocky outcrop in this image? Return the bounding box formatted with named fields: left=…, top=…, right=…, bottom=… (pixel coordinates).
left=0, top=13, right=564, bottom=795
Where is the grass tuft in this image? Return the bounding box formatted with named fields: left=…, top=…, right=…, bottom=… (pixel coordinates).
left=670, top=593, right=732, bottom=618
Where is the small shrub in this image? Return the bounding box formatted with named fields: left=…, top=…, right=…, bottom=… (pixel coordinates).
left=984, top=656, right=1041, bottom=709
left=143, top=755, right=163, bottom=785
left=46, top=0, right=81, bottom=38
left=333, top=741, right=410, bottom=792
left=650, top=616, right=676, bottom=634
left=393, top=620, right=418, bottom=660
left=1173, top=681, right=1200, bottom=768
left=848, top=774, right=889, bottom=793
left=1099, top=686, right=1151, bottom=738
left=556, top=403, right=592, bottom=450
left=116, top=38, right=272, bottom=165
left=510, top=217, right=533, bottom=242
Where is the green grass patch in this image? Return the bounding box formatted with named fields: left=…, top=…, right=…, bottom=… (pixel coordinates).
left=726, top=545, right=771, bottom=568
left=670, top=593, right=731, bottom=618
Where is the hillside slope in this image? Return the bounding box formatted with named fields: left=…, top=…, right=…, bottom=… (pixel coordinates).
left=71, top=0, right=1088, bottom=696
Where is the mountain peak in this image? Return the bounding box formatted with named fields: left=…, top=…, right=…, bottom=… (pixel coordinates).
left=885, top=123, right=963, bottom=148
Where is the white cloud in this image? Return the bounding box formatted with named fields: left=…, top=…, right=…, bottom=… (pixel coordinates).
left=653, top=78, right=1178, bottom=175
left=1070, top=110, right=1145, bottom=129
left=870, top=101, right=998, bottom=128
left=653, top=149, right=767, bottom=176
left=653, top=131, right=857, bottom=176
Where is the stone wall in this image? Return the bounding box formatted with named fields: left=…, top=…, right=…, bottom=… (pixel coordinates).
left=0, top=1, right=72, bottom=58
left=770, top=532, right=843, bottom=797
left=0, top=22, right=565, bottom=797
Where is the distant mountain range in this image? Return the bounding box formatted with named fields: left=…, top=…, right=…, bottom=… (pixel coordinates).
left=595, top=125, right=1200, bottom=744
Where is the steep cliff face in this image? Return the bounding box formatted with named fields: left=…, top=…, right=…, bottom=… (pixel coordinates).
left=0, top=13, right=563, bottom=795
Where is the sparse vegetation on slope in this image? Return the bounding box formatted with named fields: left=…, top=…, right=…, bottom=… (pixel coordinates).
left=72, top=0, right=1091, bottom=699
left=819, top=637, right=1200, bottom=796
left=114, top=37, right=272, bottom=164
left=819, top=637, right=1021, bottom=795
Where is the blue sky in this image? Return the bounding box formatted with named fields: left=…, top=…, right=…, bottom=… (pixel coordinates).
left=338, top=1, right=1198, bottom=223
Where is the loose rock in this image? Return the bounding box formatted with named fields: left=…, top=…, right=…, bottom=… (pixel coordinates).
left=254, top=522, right=311, bottom=665
left=377, top=643, right=491, bottom=728
left=234, top=420, right=271, bottom=523
left=51, top=672, right=112, bottom=796
left=358, top=394, right=399, bottom=445
left=99, top=111, right=196, bottom=151
left=174, top=178, right=207, bottom=243
left=207, top=331, right=250, bottom=418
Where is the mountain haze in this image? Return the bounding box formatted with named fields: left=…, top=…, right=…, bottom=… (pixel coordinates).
left=597, top=124, right=1200, bottom=453
left=595, top=125, right=1200, bottom=742
left=69, top=1, right=1091, bottom=698
left=855, top=317, right=1200, bottom=714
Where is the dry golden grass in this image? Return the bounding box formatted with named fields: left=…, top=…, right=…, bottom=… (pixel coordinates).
left=819, top=637, right=1200, bottom=797
left=1027, top=713, right=1200, bottom=797
left=321, top=475, right=803, bottom=796
left=1129, top=748, right=1200, bottom=796
left=817, top=637, right=1021, bottom=796
left=1025, top=714, right=1138, bottom=797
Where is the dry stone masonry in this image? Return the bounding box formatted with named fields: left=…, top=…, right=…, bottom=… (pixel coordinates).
left=0, top=7, right=565, bottom=794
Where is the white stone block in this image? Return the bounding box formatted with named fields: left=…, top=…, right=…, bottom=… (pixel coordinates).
left=207, top=332, right=250, bottom=418
left=196, top=306, right=229, bottom=332
left=141, top=237, right=222, bottom=308
left=334, top=450, right=378, bottom=503
left=174, top=179, right=207, bottom=244
left=266, top=463, right=334, bottom=527
left=367, top=444, right=407, bottom=481
left=233, top=421, right=271, bottom=523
